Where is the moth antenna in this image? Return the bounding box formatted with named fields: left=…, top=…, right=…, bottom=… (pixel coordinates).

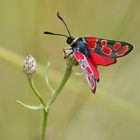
left=44, top=31, right=68, bottom=38
left=57, top=12, right=72, bottom=37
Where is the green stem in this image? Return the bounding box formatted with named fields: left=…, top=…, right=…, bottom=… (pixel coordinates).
left=41, top=64, right=72, bottom=140
left=41, top=110, right=48, bottom=140
left=28, top=76, right=46, bottom=107
left=46, top=64, right=72, bottom=111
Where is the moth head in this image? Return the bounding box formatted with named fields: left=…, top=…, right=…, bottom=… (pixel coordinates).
left=66, top=37, right=75, bottom=45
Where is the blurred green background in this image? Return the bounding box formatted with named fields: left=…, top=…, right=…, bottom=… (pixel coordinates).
left=0, top=0, right=140, bottom=140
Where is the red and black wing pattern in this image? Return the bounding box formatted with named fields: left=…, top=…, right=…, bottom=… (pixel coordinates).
left=73, top=50, right=99, bottom=93
left=84, top=37, right=134, bottom=59
left=89, top=51, right=117, bottom=66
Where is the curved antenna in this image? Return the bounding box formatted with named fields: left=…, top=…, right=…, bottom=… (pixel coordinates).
left=44, top=31, right=68, bottom=38
left=57, top=12, right=72, bottom=37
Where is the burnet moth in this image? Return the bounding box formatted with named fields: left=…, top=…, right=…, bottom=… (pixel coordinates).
left=44, top=12, right=134, bottom=94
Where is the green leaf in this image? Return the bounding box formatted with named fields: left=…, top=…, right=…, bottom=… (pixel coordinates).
left=16, top=100, right=43, bottom=110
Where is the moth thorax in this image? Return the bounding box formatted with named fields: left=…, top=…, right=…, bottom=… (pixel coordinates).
left=63, top=48, right=78, bottom=66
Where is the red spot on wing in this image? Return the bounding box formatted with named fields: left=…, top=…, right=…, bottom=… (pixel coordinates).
left=86, top=57, right=99, bottom=81
left=81, top=64, right=85, bottom=68
left=101, top=40, right=112, bottom=55
left=113, top=42, right=121, bottom=50
left=91, top=81, right=95, bottom=89
left=85, top=66, right=93, bottom=75
left=101, top=46, right=112, bottom=55
left=89, top=51, right=116, bottom=66
left=86, top=37, right=98, bottom=49
left=101, top=40, right=107, bottom=46
left=86, top=75, right=95, bottom=91
left=86, top=75, right=91, bottom=81
left=74, top=51, right=85, bottom=60
left=116, top=46, right=129, bottom=56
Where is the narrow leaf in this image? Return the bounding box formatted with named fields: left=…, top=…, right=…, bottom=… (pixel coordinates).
left=16, top=100, right=43, bottom=110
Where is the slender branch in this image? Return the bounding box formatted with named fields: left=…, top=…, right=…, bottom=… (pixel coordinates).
left=27, top=75, right=46, bottom=107
left=46, top=64, right=72, bottom=112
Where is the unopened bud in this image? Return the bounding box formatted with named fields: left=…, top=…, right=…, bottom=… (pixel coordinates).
left=23, top=55, right=36, bottom=75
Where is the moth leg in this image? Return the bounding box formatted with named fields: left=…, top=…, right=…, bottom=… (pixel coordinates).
left=63, top=47, right=73, bottom=59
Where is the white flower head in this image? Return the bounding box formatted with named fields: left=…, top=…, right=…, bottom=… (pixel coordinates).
left=23, top=55, right=36, bottom=75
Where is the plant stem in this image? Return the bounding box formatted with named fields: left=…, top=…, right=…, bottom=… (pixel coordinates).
left=28, top=76, right=46, bottom=107
left=41, top=64, right=72, bottom=140
left=41, top=110, right=48, bottom=140
left=46, top=64, right=72, bottom=112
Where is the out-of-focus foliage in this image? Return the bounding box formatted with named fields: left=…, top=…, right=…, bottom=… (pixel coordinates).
left=0, top=0, right=140, bottom=140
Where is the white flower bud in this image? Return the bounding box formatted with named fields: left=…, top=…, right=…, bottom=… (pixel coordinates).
left=23, top=55, right=36, bottom=75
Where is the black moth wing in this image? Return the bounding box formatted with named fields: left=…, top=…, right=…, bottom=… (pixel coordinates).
left=82, top=37, right=134, bottom=58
